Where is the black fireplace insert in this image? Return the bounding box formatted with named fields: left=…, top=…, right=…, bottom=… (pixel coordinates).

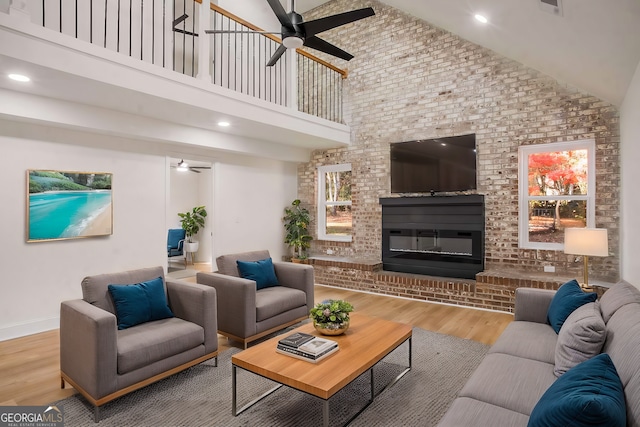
left=380, top=195, right=484, bottom=279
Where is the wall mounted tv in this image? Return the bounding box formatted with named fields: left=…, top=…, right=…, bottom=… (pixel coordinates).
left=390, top=134, right=477, bottom=193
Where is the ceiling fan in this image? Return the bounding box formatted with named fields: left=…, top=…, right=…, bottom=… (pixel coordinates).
left=171, top=160, right=211, bottom=174
left=205, top=0, right=375, bottom=66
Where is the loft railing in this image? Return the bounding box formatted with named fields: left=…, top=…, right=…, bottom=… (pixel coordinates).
left=206, top=2, right=345, bottom=121
left=206, top=2, right=289, bottom=107
left=30, top=0, right=346, bottom=123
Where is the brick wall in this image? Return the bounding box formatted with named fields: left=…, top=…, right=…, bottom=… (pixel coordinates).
left=298, top=0, right=620, bottom=285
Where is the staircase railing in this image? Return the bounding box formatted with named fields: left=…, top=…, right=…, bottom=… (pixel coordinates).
left=31, top=0, right=346, bottom=123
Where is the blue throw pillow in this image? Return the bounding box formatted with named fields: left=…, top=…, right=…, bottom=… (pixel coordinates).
left=528, top=353, right=626, bottom=427
left=547, top=279, right=597, bottom=333
left=236, top=258, right=279, bottom=290
left=108, top=276, right=174, bottom=330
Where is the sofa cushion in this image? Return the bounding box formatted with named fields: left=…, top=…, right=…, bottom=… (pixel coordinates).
left=458, top=353, right=557, bottom=415
left=547, top=279, right=597, bottom=333
left=601, top=303, right=640, bottom=426
left=256, top=287, right=307, bottom=322
left=237, top=258, right=279, bottom=290
left=489, top=321, right=557, bottom=364
left=108, top=277, right=174, bottom=330
left=599, top=280, right=640, bottom=323
left=216, top=250, right=271, bottom=277
left=554, top=301, right=605, bottom=377
left=116, top=317, right=204, bottom=374
left=437, top=397, right=530, bottom=427
left=528, top=353, right=626, bottom=427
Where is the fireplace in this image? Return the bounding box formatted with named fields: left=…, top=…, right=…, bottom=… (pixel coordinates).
left=379, top=195, right=484, bottom=279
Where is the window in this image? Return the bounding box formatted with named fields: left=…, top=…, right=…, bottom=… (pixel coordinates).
left=518, top=140, right=595, bottom=250
left=318, top=164, right=352, bottom=242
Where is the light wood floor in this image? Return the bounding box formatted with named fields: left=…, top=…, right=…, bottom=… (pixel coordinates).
left=0, top=267, right=513, bottom=407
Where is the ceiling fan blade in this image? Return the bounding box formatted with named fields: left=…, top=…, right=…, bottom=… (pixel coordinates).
left=304, top=36, right=353, bottom=61
left=301, top=8, right=375, bottom=38
left=267, top=44, right=287, bottom=66
left=189, top=168, right=201, bottom=174
left=267, top=0, right=294, bottom=30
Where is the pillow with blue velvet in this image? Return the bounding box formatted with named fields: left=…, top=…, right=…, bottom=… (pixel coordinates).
left=528, top=353, right=626, bottom=427
left=108, top=276, right=174, bottom=330
left=236, top=258, right=279, bottom=290
left=547, top=279, right=597, bottom=333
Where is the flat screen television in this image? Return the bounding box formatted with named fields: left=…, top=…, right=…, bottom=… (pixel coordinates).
left=390, top=134, right=477, bottom=193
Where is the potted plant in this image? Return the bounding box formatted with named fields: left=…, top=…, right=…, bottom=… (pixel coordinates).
left=283, top=199, right=312, bottom=262
left=309, top=299, right=354, bottom=335
left=178, top=206, right=207, bottom=255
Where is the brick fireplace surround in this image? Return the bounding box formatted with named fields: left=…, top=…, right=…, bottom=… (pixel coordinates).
left=297, top=0, right=620, bottom=312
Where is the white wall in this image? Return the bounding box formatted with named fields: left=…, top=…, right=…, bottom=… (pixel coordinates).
left=0, top=119, right=299, bottom=341
left=620, top=61, right=640, bottom=287
left=217, top=0, right=280, bottom=32
left=0, top=121, right=166, bottom=340
left=212, top=157, right=298, bottom=268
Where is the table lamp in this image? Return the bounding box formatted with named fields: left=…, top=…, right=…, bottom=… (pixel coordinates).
left=564, top=228, right=608, bottom=289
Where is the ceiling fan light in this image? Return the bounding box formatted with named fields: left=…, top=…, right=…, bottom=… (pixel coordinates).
left=282, top=36, right=303, bottom=49
left=177, top=160, right=189, bottom=171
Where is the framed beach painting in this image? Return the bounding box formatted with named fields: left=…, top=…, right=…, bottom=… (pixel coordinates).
left=27, top=170, right=113, bottom=242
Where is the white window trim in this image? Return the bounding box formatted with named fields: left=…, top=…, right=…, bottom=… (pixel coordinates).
left=318, top=163, right=352, bottom=242
left=518, top=139, right=596, bottom=250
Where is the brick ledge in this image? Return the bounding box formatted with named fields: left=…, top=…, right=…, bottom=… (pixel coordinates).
left=308, top=256, right=611, bottom=311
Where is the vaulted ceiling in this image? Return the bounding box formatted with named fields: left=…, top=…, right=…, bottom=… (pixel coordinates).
left=293, top=0, right=640, bottom=107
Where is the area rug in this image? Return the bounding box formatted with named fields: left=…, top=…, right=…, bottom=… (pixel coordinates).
left=54, top=328, right=488, bottom=426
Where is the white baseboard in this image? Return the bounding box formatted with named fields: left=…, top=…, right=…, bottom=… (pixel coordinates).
left=0, top=317, right=59, bottom=342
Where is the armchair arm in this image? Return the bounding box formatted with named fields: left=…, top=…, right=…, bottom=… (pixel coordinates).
left=166, top=280, right=218, bottom=354
left=273, top=262, right=315, bottom=311
left=513, top=288, right=556, bottom=323
left=196, top=272, right=257, bottom=339
left=60, top=299, right=118, bottom=400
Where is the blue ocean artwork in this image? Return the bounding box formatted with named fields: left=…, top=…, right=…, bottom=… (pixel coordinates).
left=29, top=190, right=112, bottom=240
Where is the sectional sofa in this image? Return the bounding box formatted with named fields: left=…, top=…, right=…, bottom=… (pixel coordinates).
left=437, top=280, right=640, bottom=426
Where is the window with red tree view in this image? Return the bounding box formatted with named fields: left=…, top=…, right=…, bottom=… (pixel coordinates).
left=519, top=140, right=595, bottom=249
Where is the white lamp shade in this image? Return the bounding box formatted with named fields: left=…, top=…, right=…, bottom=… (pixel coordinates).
left=564, top=228, right=608, bottom=257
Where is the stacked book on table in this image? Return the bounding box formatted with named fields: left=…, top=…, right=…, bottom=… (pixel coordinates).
left=276, top=332, right=339, bottom=363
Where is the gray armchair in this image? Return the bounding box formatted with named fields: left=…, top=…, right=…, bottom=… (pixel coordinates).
left=196, top=250, right=314, bottom=348
left=60, top=267, right=218, bottom=421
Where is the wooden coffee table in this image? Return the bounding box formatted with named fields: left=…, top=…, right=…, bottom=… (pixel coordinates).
left=231, top=313, right=412, bottom=427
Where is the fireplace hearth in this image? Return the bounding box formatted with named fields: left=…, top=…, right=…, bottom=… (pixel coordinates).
left=379, top=195, right=484, bottom=279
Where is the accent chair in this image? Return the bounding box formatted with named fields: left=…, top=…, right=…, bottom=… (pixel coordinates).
left=196, top=250, right=314, bottom=348
left=60, top=266, right=218, bottom=421
left=167, top=228, right=186, bottom=269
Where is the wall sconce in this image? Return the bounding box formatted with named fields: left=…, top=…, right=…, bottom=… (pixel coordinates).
left=564, top=228, right=608, bottom=289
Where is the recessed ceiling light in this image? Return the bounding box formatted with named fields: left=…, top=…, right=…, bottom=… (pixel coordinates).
left=8, top=73, right=30, bottom=82
left=474, top=14, right=488, bottom=24
left=218, top=121, right=230, bottom=127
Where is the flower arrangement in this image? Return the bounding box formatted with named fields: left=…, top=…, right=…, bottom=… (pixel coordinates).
left=309, top=299, right=354, bottom=331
